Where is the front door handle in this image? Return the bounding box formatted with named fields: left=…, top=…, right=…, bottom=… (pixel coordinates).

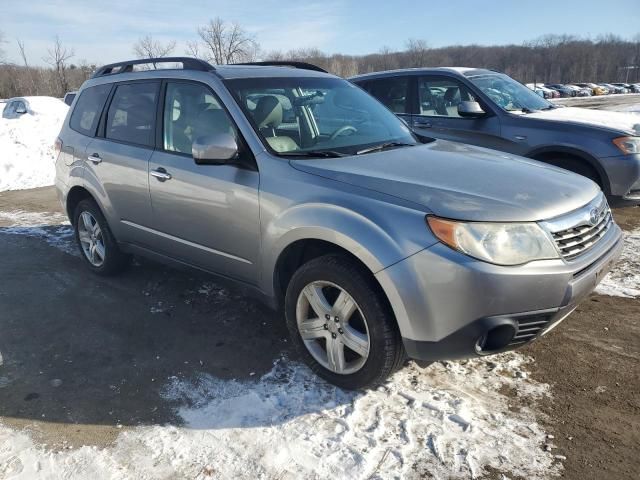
left=87, top=153, right=102, bottom=164
left=150, top=168, right=172, bottom=181
left=414, top=119, right=432, bottom=128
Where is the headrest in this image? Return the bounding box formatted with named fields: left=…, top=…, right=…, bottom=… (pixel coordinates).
left=253, top=95, right=283, bottom=129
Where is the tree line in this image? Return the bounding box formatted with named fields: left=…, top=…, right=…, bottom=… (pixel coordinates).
left=1, top=21, right=639, bottom=99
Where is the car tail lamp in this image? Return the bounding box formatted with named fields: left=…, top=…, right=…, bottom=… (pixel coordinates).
left=54, top=137, right=63, bottom=155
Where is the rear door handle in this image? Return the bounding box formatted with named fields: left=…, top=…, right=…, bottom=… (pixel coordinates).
left=150, top=168, right=172, bottom=181
left=87, top=153, right=102, bottom=164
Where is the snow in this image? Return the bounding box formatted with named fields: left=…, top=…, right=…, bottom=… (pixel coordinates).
left=0, top=97, right=68, bottom=192
left=0, top=354, right=561, bottom=480
left=0, top=210, right=75, bottom=255
left=619, top=103, right=640, bottom=114
left=596, top=228, right=640, bottom=298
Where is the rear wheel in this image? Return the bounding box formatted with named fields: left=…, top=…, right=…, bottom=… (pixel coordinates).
left=285, top=254, right=405, bottom=390
left=73, top=199, right=129, bottom=275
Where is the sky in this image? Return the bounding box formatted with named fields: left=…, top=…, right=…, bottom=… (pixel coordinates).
left=1, top=0, right=638, bottom=66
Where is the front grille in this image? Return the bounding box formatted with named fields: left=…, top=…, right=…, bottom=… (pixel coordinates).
left=509, top=315, right=552, bottom=346
left=551, top=210, right=613, bottom=260
left=541, top=194, right=613, bottom=261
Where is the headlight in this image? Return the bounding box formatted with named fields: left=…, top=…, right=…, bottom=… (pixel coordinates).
left=427, top=216, right=558, bottom=266
left=613, top=136, right=640, bottom=155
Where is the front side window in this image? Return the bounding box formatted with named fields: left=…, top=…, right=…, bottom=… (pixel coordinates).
left=360, top=77, right=410, bottom=114
left=69, top=84, right=111, bottom=136
left=418, top=77, right=476, bottom=117
left=225, top=77, right=416, bottom=156
left=106, top=82, right=159, bottom=147
left=468, top=73, right=553, bottom=113
left=163, top=82, right=236, bottom=155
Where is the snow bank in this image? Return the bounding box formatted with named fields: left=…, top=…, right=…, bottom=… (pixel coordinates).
left=0, top=354, right=561, bottom=480
left=0, top=97, right=68, bottom=192
left=596, top=228, right=640, bottom=298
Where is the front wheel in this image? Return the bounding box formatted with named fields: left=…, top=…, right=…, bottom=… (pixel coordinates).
left=285, top=254, right=405, bottom=390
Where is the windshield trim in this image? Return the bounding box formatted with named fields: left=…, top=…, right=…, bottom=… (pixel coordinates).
left=222, top=76, right=418, bottom=159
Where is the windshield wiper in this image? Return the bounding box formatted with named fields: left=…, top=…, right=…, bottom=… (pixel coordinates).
left=279, top=150, right=346, bottom=158
left=356, top=142, right=416, bottom=155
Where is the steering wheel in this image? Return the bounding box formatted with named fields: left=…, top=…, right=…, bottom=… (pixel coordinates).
left=329, top=125, right=358, bottom=140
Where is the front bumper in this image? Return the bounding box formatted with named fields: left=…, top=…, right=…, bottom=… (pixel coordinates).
left=375, top=223, right=624, bottom=361
left=599, top=153, right=640, bottom=203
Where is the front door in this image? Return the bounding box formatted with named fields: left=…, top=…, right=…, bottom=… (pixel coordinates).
left=412, top=75, right=507, bottom=151
left=148, top=81, right=260, bottom=284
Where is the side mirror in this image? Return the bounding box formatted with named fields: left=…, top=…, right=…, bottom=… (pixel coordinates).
left=192, top=133, right=238, bottom=165
left=15, top=105, right=27, bottom=114
left=458, top=101, right=486, bottom=118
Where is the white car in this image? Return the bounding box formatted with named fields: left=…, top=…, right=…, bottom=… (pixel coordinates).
left=2, top=97, right=30, bottom=119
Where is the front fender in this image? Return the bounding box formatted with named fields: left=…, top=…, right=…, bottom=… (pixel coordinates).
left=259, top=201, right=436, bottom=297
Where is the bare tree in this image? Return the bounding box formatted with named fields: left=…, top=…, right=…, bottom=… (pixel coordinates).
left=196, top=18, right=258, bottom=64
left=133, top=35, right=176, bottom=59
left=185, top=40, right=202, bottom=59
left=44, top=36, right=74, bottom=96
left=405, top=38, right=429, bottom=67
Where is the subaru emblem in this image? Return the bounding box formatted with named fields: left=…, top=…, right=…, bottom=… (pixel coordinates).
left=589, top=208, right=599, bottom=226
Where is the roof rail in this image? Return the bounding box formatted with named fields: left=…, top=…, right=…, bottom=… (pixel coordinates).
left=92, top=57, right=215, bottom=78
left=232, top=61, right=328, bottom=73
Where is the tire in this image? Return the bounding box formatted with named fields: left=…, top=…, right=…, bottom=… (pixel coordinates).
left=73, top=198, right=129, bottom=275
left=285, top=254, right=405, bottom=390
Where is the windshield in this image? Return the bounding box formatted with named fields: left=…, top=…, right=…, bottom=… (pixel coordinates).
left=224, top=77, right=417, bottom=156
left=468, top=73, right=553, bottom=112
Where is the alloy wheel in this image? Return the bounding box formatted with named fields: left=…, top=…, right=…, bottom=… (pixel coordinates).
left=77, top=211, right=105, bottom=267
left=295, top=280, right=370, bottom=375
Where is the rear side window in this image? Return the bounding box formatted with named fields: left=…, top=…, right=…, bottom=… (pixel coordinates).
left=106, top=82, right=159, bottom=147
left=69, top=84, right=111, bottom=136
left=359, top=77, right=410, bottom=114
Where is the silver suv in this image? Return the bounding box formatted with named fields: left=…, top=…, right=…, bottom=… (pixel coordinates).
left=55, top=58, right=623, bottom=389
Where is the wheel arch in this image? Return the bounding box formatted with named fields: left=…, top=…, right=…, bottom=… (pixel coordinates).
left=526, top=145, right=611, bottom=195
left=65, top=186, right=97, bottom=224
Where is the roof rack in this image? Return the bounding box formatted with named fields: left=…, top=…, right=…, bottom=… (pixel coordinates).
left=92, top=57, right=215, bottom=78
left=232, top=61, right=327, bottom=73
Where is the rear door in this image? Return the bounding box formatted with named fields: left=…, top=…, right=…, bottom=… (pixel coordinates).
left=84, top=81, right=159, bottom=243
left=412, top=75, right=506, bottom=150
left=147, top=80, right=260, bottom=284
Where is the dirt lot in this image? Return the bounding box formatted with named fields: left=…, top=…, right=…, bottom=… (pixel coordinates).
left=1, top=184, right=638, bottom=479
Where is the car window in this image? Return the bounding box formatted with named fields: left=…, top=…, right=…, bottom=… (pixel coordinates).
left=359, top=77, right=410, bottom=114
left=70, top=84, right=112, bottom=136
left=467, top=73, right=552, bottom=112
left=163, top=82, right=236, bottom=155
left=15, top=101, right=26, bottom=112
left=225, top=77, right=416, bottom=156
left=106, top=82, right=159, bottom=147
left=418, top=77, right=476, bottom=117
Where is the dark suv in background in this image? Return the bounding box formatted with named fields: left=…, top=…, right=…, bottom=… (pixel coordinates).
left=351, top=68, right=640, bottom=205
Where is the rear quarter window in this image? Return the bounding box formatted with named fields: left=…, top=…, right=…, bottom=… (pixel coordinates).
left=69, top=84, right=112, bottom=136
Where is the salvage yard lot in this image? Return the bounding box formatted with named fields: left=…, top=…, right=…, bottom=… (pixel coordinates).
left=0, top=97, right=639, bottom=479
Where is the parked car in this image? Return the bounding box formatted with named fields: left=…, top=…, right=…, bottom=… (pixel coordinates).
left=574, top=83, right=607, bottom=96
left=631, top=83, right=640, bottom=93
left=566, top=84, right=592, bottom=96
left=63, top=91, right=77, bottom=106
left=351, top=68, right=640, bottom=206
left=600, top=83, right=625, bottom=94
left=610, top=83, right=632, bottom=94
left=2, top=97, right=30, bottom=119
left=56, top=57, right=624, bottom=389
left=545, top=84, right=575, bottom=98
left=525, top=84, right=558, bottom=99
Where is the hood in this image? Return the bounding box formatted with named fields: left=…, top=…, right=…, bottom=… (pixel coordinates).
left=290, top=141, right=600, bottom=222
left=527, top=106, right=640, bottom=136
